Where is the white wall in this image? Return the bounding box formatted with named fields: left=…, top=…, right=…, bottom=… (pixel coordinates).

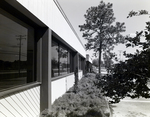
left=86, top=54, right=92, bottom=63
left=51, top=71, right=83, bottom=103
left=79, top=70, right=83, bottom=80
left=0, top=86, right=40, bottom=117
left=15, top=0, right=86, bottom=58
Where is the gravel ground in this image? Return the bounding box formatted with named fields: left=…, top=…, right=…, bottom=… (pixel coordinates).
left=112, top=97, right=150, bottom=117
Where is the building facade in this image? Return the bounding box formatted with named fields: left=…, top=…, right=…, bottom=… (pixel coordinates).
left=86, top=54, right=92, bottom=73
left=0, top=0, right=86, bottom=116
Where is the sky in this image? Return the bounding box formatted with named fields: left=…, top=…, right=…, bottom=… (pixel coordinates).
left=57, top=0, right=150, bottom=60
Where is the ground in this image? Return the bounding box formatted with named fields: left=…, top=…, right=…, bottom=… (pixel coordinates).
left=112, top=97, right=150, bottom=117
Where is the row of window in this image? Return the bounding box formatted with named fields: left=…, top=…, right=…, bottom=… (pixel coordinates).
left=51, top=38, right=85, bottom=78
left=51, top=40, right=71, bottom=77
left=0, top=8, right=85, bottom=92
left=0, top=8, right=35, bottom=91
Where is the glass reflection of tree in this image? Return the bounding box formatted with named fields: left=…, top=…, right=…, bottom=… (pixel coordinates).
left=56, top=47, right=68, bottom=74
left=52, top=57, right=58, bottom=69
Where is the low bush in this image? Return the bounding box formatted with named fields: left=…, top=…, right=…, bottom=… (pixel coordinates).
left=66, top=109, right=103, bottom=117
left=48, top=73, right=111, bottom=117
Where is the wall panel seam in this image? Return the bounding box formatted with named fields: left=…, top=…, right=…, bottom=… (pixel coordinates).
left=19, top=93, right=36, bottom=116
left=30, top=88, right=39, bottom=104
left=33, top=87, right=40, bottom=101
left=0, top=111, right=7, bottom=117
left=24, top=91, right=39, bottom=113
left=0, top=102, right=15, bottom=117
left=36, top=86, right=40, bottom=94
left=28, top=89, right=40, bottom=108
left=5, top=98, right=23, bottom=117
left=10, top=96, right=28, bottom=117
left=26, top=90, right=39, bottom=111
left=15, top=94, right=33, bottom=116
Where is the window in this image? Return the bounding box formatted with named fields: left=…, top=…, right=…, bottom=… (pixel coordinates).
left=78, top=55, right=82, bottom=70
left=51, top=40, right=71, bottom=78
left=67, top=51, right=70, bottom=73
left=0, top=9, right=35, bottom=91
left=51, top=41, right=59, bottom=77
left=59, top=46, right=68, bottom=75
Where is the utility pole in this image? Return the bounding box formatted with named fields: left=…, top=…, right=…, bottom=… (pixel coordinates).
left=16, top=35, right=26, bottom=77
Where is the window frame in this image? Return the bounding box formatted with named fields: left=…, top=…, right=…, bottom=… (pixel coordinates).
left=0, top=8, right=37, bottom=91
left=51, top=37, right=73, bottom=78
left=0, top=1, right=45, bottom=96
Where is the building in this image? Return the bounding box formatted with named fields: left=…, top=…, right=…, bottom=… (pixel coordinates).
left=86, top=54, right=92, bottom=73
left=0, top=0, right=86, bottom=116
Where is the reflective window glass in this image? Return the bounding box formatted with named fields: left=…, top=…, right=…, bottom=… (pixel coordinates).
left=59, top=46, right=68, bottom=75
left=78, top=56, right=82, bottom=70
left=51, top=41, right=59, bottom=77
left=51, top=40, right=71, bottom=78
left=67, top=51, right=70, bottom=73
left=0, top=9, right=35, bottom=91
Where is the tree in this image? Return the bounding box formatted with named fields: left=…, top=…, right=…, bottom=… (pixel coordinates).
left=103, top=49, right=116, bottom=74
left=97, top=10, right=150, bottom=103
left=92, top=59, right=99, bottom=67
left=98, top=49, right=150, bottom=103
left=127, top=10, right=149, bottom=18
left=92, top=58, right=104, bottom=68
left=79, top=1, right=125, bottom=76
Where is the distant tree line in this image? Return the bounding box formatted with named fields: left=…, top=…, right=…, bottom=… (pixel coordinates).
left=0, top=60, right=27, bottom=71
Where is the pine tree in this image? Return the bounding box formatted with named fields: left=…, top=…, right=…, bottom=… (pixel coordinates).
left=79, top=1, right=125, bottom=76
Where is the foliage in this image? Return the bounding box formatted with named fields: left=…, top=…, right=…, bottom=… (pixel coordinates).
left=125, top=22, right=150, bottom=51
left=127, top=10, right=149, bottom=18
left=96, top=16, right=150, bottom=103
left=103, top=49, right=117, bottom=73
left=92, top=59, right=99, bottom=67
left=51, top=58, right=58, bottom=68
left=79, top=1, right=125, bottom=74
left=92, top=59, right=104, bottom=68
left=66, top=109, right=103, bottom=117
left=49, top=73, right=111, bottom=117
left=97, top=50, right=150, bottom=103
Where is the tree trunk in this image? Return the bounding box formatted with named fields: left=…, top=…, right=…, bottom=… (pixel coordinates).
left=99, top=41, right=102, bottom=76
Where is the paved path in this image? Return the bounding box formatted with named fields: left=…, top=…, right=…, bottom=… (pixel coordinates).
left=112, top=97, right=150, bottom=117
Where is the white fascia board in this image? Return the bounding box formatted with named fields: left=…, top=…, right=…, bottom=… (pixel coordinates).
left=15, top=0, right=86, bottom=58
left=86, top=54, right=92, bottom=63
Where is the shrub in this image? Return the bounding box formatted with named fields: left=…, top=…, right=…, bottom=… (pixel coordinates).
left=66, top=109, right=103, bottom=117
left=49, top=73, right=111, bottom=117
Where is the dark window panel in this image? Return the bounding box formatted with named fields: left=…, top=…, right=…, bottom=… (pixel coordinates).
left=51, top=40, right=72, bottom=78
left=59, top=46, right=68, bottom=76
left=78, top=55, right=82, bottom=70
left=51, top=41, right=59, bottom=77
left=67, top=50, right=70, bottom=73
left=0, top=9, right=35, bottom=91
